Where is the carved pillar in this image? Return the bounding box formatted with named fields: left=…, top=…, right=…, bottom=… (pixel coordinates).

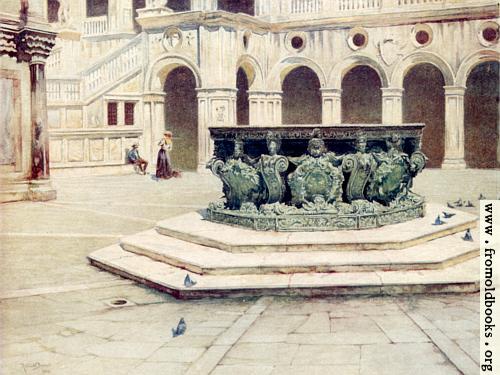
left=321, top=88, right=342, bottom=124
left=442, top=86, right=467, bottom=169
left=142, top=92, right=165, bottom=164
left=196, top=88, right=237, bottom=172
left=381, top=88, right=403, bottom=125
left=23, top=28, right=56, bottom=184
left=248, top=92, right=264, bottom=125
left=29, top=61, right=50, bottom=179
left=248, top=91, right=282, bottom=126
left=268, top=92, right=282, bottom=126
left=20, top=28, right=56, bottom=200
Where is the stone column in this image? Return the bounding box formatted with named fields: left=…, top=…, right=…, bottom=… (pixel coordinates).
left=442, top=86, right=467, bottom=169
left=248, top=91, right=282, bottom=126
left=143, top=92, right=165, bottom=164
left=30, top=60, right=50, bottom=180
left=23, top=28, right=57, bottom=200
left=268, top=92, right=282, bottom=126
left=196, top=88, right=237, bottom=172
left=381, top=88, right=403, bottom=125
left=321, top=88, right=342, bottom=125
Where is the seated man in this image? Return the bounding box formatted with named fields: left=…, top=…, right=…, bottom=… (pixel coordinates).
left=127, top=143, right=148, bottom=175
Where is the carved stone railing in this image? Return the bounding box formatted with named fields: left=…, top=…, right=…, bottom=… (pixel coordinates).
left=47, top=78, right=81, bottom=102
left=207, top=124, right=427, bottom=231
left=81, top=33, right=144, bottom=100
left=290, top=0, right=323, bottom=13
left=251, top=0, right=495, bottom=19
left=336, top=0, right=381, bottom=12
left=49, top=128, right=143, bottom=169
left=398, top=0, right=443, bottom=6
left=47, top=34, right=144, bottom=104
left=83, top=16, right=109, bottom=36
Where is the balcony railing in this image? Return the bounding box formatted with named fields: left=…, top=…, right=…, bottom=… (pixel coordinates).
left=336, top=0, right=381, bottom=12
left=258, top=0, right=485, bottom=19
left=47, top=79, right=81, bottom=102
left=83, top=16, right=109, bottom=36
left=290, top=0, right=323, bottom=13
left=398, top=0, right=443, bottom=5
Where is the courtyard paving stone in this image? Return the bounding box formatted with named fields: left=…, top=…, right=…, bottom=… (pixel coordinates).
left=0, top=170, right=495, bottom=374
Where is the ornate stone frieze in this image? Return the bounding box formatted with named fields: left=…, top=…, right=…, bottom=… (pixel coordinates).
left=207, top=125, right=427, bottom=231
left=209, top=124, right=425, bottom=142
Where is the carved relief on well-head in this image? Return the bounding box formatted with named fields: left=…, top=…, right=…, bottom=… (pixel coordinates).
left=288, top=130, right=344, bottom=207
left=366, top=134, right=418, bottom=205
left=258, top=132, right=289, bottom=204
left=342, top=134, right=377, bottom=203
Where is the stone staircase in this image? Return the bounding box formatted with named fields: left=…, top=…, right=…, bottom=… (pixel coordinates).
left=80, top=33, right=145, bottom=103
left=88, top=203, right=479, bottom=299
left=47, top=33, right=146, bottom=105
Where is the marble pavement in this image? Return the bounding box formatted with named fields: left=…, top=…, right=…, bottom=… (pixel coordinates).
left=0, top=169, right=497, bottom=374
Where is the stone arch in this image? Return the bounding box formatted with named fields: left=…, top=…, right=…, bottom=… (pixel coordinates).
left=391, top=51, right=454, bottom=89
left=145, top=54, right=202, bottom=92
left=236, top=54, right=264, bottom=90
left=267, top=56, right=327, bottom=91
left=456, top=49, right=500, bottom=87
left=328, top=54, right=389, bottom=89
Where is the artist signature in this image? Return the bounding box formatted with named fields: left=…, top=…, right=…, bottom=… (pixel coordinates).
left=20, top=362, right=48, bottom=373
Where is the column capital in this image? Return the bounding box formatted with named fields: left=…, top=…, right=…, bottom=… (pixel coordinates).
left=444, top=86, right=466, bottom=96
left=248, top=90, right=283, bottom=97
left=320, top=88, right=342, bottom=96
left=143, top=91, right=165, bottom=102
left=196, top=87, right=238, bottom=93
left=381, top=87, right=405, bottom=97
left=21, top=29, right=57, bottom=64
left=196, top=88, right=238, bottom=100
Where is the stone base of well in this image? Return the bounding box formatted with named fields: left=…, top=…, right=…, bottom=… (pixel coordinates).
left=206, top=194, right=425, bottom=232
left=88, top=203, right=479, bottom=299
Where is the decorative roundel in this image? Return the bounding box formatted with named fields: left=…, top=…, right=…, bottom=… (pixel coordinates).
left=347, top=27, right=368, bottom=51
left=411, top=24, right=433, bottom=48
left=243, top=30, right=251, bottom=51
left=478, top=21, right=499, bottom=47
left=162, top=27, right=183, bottom=52
left=285, top=32, right=307, bottom=53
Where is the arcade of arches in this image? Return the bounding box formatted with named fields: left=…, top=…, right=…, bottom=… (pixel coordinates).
left=157, top=60, right=498, bottom=170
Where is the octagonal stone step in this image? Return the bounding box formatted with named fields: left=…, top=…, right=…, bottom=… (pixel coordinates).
left=119, top=228, right=479, bottom=275
left=155, top=204, right=477, bottom=253
left=88, top=245, right=479, bottom=299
